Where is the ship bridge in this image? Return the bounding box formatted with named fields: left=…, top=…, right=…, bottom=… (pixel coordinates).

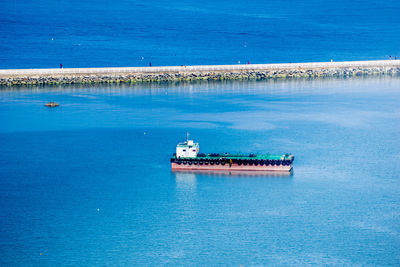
left=176, top=140, right=199, bottom=158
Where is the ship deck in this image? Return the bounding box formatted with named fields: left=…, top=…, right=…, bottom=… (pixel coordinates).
left=172, top=153, right=293, bottom=161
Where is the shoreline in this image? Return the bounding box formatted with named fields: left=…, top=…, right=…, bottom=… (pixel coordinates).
left=1, top=60, right=400, bottom=86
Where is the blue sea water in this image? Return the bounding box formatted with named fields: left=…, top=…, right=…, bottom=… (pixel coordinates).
left=1, top=77, right=400, bottom=265
left=0, top=0, right=400, bottom=69
left=1, top=0, right=400, bottom=265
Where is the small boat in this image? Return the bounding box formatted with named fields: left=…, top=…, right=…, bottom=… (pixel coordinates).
left=44, top=102, right=59, bottom=107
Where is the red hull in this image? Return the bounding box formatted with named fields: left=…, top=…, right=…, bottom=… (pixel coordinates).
left=171, top=162, right=292, bottom=172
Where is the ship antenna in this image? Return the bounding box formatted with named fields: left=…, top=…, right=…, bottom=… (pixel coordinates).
left=186, top=132, right=189, bottom=141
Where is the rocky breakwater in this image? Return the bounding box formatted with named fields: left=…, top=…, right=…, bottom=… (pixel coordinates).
left=0, top=60, right=399, bottom=86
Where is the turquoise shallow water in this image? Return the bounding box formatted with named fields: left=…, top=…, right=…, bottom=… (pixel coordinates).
left=1, top=77, right=400, bottom=265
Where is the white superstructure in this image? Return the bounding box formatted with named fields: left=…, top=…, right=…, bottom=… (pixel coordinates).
left=176, top=139, right=199, bottom=158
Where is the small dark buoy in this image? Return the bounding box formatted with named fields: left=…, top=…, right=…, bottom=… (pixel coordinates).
left=44, top=102, right=59, bottom=107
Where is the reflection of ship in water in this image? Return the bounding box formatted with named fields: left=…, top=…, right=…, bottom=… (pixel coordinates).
left=171, top=136, right=294, bottom=173
left=174, top=172, right=197, bottom=190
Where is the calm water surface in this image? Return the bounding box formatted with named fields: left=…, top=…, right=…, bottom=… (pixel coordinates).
left=0, top=0, right=399, bottom=68
left=0, top=77, right=400, bottom=265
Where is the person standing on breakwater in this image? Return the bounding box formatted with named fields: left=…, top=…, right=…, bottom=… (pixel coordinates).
left=60, top=63, right=63, bottom=69
left=149, top=62, right=152, bottom=67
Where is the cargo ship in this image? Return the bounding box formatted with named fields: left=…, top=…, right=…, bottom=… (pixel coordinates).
left=170, top=138, right=294, bottom=172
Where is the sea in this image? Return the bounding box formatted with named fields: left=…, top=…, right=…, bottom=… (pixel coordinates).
left=1, top=0, right=400, bottom=266
left=0, top=0, right=400, bottom=69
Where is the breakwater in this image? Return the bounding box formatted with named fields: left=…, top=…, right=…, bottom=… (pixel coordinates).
left=0, top=60, right=399, bottom=86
